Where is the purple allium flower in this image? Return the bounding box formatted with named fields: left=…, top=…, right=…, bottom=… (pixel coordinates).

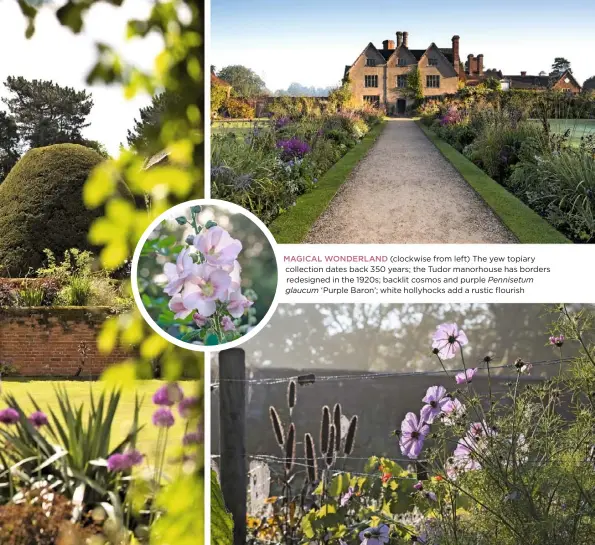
left=455, top=368, right=477, bottom=384
left=152, top=407, right=175, bottom=428
left=359, top=524, right=390, bottom=545
left=399, top=412, right=430, bottom=459
left=106, top=449, right=144, bottom=472
left=549, top=335, right=565, bottom=347
left=413, top=481, right=424, bottom=491
left=0, top=408, right=19, bottom=425
left=276, top=138, right=311, bottom=160
left=152, top=383, right=184, bottom=406
left=28, top=411, right=49, bottom=428
left=178, top=396, right=201, bottom=419
left=420, top=385, right=451, bottom=424
left=340, top=487, right=354, bottom=507
left=432, top=323, right=468, bottom=360
left=221, top=315, right=236, bottom=332
left=183, top=430, right=204, bottom=446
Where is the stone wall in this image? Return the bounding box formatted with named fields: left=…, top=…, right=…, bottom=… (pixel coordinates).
left=0, top=307, right=131, bottom=377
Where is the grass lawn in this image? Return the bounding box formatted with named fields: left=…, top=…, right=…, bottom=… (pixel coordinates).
left=211, top=118, right=271, bottom=135
left=269, top=120, right=387, bottom=243
left=1, top=380, right=198, bottom=474
left=417, top=121, right=571, bottom=244
left=528, top=119, right=595, bottom=145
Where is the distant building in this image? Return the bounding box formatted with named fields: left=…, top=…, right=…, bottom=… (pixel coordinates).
left=344, top=31, right=484, bottom=114
left=500, top=70, right=582, bottom=93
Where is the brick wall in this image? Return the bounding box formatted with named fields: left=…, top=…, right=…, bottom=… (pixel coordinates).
left=0, top=307, right=131, bottom=377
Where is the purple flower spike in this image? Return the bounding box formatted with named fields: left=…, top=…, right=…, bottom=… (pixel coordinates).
left=183, top=430, right=204, bottom=446
left=276, top=137, right=311, bottom=160
left=399, top=412, right=429, bottom=460
left=28, top=411, right=49, bottom=428
left=107, top=449, right=144, bottom=472
left=178, top=396, right=201, bottom=419
left=153, top=407, right=175, bottom=428
left=152, top=383, right=184, bottom=406
left=0, top=408, right=19, bottom=425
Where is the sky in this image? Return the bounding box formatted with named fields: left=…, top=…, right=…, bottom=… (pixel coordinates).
left=211, top=0, right=595, bottom=92
left=0, top=1, right=163, bottom=155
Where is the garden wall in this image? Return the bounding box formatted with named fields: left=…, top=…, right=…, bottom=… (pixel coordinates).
left=0, top=307, right=131, bottom=377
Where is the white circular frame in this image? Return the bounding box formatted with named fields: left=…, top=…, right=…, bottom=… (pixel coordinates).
left=131, top=198, right=281, bottom=352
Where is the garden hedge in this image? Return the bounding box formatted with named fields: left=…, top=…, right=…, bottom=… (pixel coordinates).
left=0, top=144, right=131, bottom=275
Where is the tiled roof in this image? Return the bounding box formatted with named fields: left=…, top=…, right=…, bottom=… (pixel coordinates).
left=373, top=46, right=454, bottom=63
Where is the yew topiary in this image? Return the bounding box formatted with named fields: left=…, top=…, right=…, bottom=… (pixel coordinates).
left=0, top=144, right=129, bottom=276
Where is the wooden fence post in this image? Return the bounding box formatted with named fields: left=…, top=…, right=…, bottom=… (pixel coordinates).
left=219, top=348, right=247, bottom=545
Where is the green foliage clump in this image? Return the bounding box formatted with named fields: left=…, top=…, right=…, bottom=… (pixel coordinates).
left=0, top=144, right=127, bottom=276
left=211, top=82, right=229, bottom=117
left=222, top=97, right=255, bottom=119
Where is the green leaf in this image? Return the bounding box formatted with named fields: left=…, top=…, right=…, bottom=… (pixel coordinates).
left=211, top=470, right=234, bottom=545
left=205, top=333, right=219, bottom=345
left=328, top=473, right=349, bottom=496
left=181, top=330, right=203, bottom=343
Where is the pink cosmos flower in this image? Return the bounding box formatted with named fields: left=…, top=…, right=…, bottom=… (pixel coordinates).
left=453, top=435, right=482, bottom=472
left=169, top=293, right=193, bottom=319
left=420, top=385, right=451, bottom=424
left=441, top=398, right=466, bottom=426
left=183, top=265, right=232, bottom=317
left=455, top=368, right=477, bottom=384
left=221, top=315, right=236, bottom=332
left=163, top=248, right=199, bottom=296
left=399, top=412, right=430, bottom=459
left=432, top=323, right=468, bottom=360
left=340, top=486, right=354, bottom=507
left=194, top=226, right=242, bottom=266
left=226, top=290, right=253, bottom=318
left=549, top=335, right=565, bottom=347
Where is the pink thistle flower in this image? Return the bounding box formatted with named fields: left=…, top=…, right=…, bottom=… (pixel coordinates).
left=194, top=226, right=242, bottom=267
left=420, top=385, right=451, bottom=424
left=163, top=248, right=199, bottom=296
left=432, top=323, right=468, bottom=360
left=399, top=412, right=430, bottom=459
left=455, top=368, right=477, bottom=384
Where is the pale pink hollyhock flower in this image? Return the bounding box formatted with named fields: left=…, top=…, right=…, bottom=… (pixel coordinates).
left=193, top=312, right=208, bottom=327
left=432, top=323, right=468, bottom=360
left=221, top=260, right=242, bottom=294
left=194, top=226, right=242, bottom=266
left=226, top=290, right=253, bottom=318
left=169, top=293, right=193, bottom=319
left=163, top=248, right=198, bottom=296
left=183, top=265, right=231, bottom=317
left=221, top=316, right=236, bottom=332
left=455, top=368, right=477, bottom=384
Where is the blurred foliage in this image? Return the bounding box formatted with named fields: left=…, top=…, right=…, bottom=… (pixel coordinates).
left=15, top=1, right=205, bottom=543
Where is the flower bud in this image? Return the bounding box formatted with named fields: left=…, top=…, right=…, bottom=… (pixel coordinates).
left=190, top=205, right=202, bottom=214
left=185, top=234, right=195, bottom=245
left=175, top=216, right=187, bottom=225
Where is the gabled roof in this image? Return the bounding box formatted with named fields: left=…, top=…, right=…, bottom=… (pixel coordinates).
left=503, top=70, right=581, bottom=91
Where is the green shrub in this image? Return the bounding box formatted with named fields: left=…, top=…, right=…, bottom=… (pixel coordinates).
left=211, top=81, right=228, bottom=116
left=222, top=97, right=255, bottom=119
left=17, top=284, right=45, bottom=306
left=0, top=144, right=132, bottom=276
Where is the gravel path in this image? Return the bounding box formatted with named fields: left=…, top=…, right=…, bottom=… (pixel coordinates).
left=304, top=119, right=517, bottom=244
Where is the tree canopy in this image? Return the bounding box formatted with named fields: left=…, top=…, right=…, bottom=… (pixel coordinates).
left=0, top=111, right=20, bottom=183
left=550, top=57, right=571, bottom=76
left=2, top=76, right=93, bottom=149
left=216, top=65, right=267, bottom=97
left=583, top=76, right=595, bottom=91
left=274, top=82, right=333, bottom=97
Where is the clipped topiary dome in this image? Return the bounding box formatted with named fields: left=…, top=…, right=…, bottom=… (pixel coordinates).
left=0, top=144, right=126, bottom=276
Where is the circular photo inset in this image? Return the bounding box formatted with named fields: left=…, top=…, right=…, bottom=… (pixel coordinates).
left=132, top=199, right=279, bottom=351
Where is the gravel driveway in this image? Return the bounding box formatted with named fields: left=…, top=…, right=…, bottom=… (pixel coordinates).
left=304, top=119, right=517, bottom=244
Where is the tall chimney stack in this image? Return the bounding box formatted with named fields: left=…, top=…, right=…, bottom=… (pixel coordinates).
left=402, top=31, right=409, bottom=48
left=477, top=54, right=484, bottom=76
left=383, top=39, right=395, bottom=50
left=521, top=71, right=527, bottom=77
left=396, top=31, right=403, bottom=47
left=452, top=35, right=460, bottom=75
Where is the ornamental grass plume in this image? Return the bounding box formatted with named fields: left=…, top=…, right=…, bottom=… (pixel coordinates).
left=320, top=405, right=331, bottom=454
left=304, top=433, right=317, bottom=483
left=344, top=415, right=358, bottom=455
left=287, top=380, right=297, bottom=413
left=284, top=423, right=296, bottom=473
left=326, top=424, right=336, bottom=468
left=269, top=406, right=284, bottom=447
left=333, top=403, right=342, bottom=450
